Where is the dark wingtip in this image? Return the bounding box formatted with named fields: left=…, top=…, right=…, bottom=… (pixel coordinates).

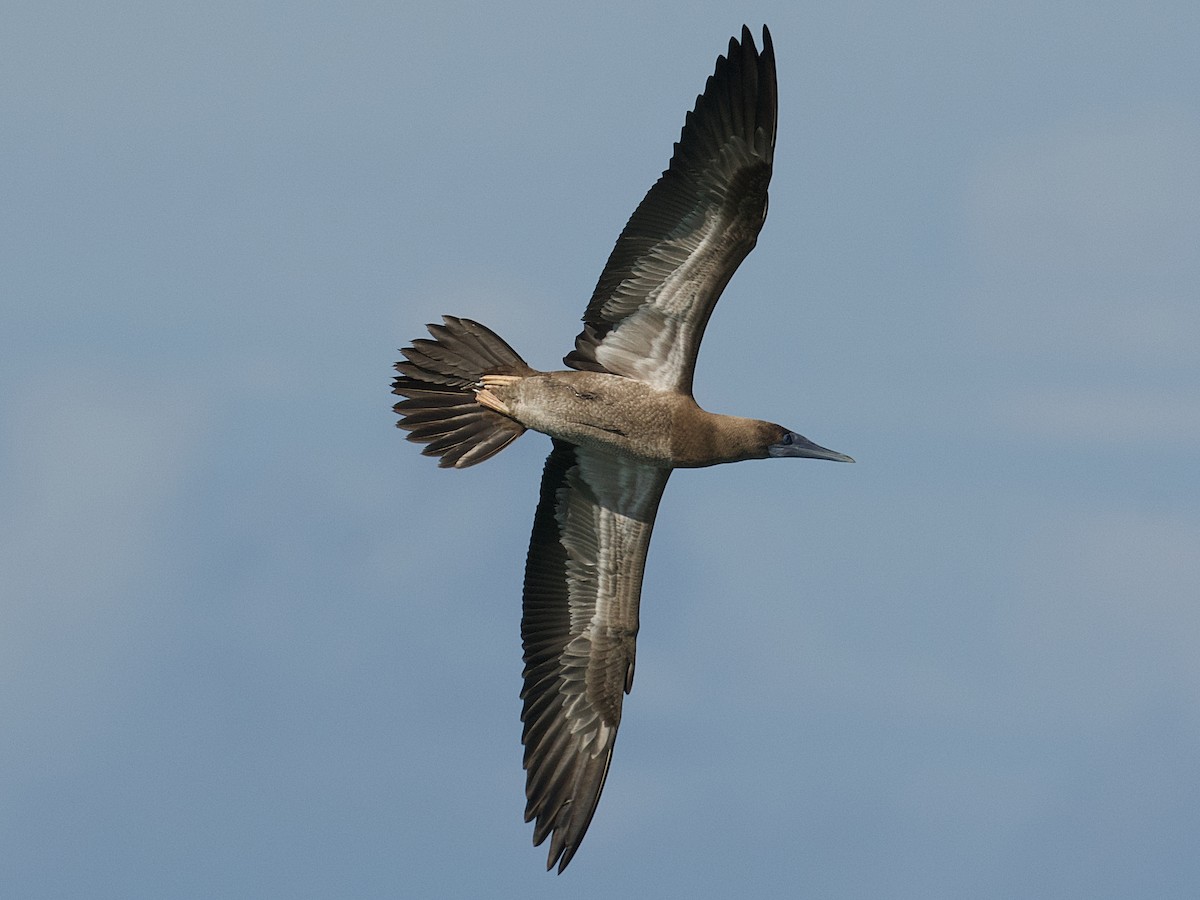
left=555, top=844, right=579, bottom=874
left=734, top=23, right=772, bottom=54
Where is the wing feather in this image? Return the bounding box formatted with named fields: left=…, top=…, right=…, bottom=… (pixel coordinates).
left=564, top=25, right=778, bottom=394
left=520, top=440, right=670, bottom=872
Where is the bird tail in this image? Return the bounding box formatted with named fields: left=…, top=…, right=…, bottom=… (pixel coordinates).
left=392, top=316, right=535, bottom=468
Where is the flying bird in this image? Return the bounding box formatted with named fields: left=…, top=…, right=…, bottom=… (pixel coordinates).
left=393, top=25, right=852, bottom=872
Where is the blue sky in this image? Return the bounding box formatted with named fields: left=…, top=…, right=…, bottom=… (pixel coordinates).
left=3, top=2, right=1199, bottom=897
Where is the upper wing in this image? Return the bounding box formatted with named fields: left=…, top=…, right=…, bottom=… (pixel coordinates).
left=563, top=26, right=777, bottom=395
left=520, top=440, right=671, bottom=872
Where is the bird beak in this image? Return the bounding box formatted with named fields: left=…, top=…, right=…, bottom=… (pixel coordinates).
left=768, top=432, right=855, bottom=462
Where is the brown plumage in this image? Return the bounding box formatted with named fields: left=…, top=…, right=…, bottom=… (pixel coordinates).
left=393, top=317, right=533, bottom=468
left=392, top=25, right=852, bottom=872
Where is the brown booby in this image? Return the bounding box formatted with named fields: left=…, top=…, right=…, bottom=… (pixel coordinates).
left=392, top=25, right=852, bottom=872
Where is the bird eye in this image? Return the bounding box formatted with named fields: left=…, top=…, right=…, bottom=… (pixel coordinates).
left=782, top=433, right=793, bottom=445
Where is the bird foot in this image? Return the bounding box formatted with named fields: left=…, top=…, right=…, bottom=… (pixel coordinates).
left=475, top=379, right=514, bottom=416
left=479, top=374, right=521, bottom=388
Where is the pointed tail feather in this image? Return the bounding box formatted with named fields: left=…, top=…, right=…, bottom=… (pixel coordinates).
left=392, top=316, right=534, bottom=468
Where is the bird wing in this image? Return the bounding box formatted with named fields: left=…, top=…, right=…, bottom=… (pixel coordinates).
left=520, top=440, right=671, bottom=872
left=563, top=25, right=777, bottom=396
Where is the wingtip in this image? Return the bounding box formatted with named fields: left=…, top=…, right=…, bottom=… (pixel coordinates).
left=543, top=821, right=585, bottom=873
left=734, top=23, right=772, bottom=53
left=555, top=845, right=579, bottom=874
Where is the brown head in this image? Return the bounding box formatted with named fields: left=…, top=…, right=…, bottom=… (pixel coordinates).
left=687, top=414, right=854, bottom=466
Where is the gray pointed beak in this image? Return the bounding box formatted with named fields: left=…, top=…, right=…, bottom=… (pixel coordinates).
left=768, top=432, right=855, bottom=462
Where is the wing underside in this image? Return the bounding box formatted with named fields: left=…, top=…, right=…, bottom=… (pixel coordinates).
left=564, top=25, right=778, bottom=395
left=520, top=440, right=670, bottom=872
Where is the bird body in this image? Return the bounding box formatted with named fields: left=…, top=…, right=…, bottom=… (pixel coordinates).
left=478, top=370, right=795, bottom=468
left=392, top=26, right=852, bottom=872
